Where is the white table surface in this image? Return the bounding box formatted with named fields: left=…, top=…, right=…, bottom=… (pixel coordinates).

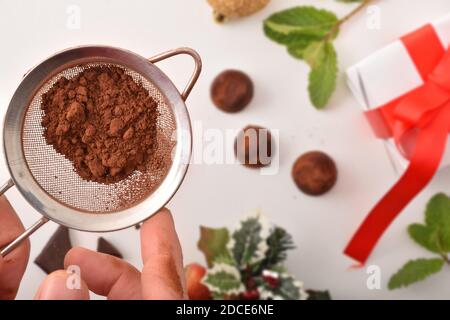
left=1, top=0, right=450, bottom=300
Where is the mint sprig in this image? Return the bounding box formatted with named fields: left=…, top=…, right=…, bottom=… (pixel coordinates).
left=389, top=259, right=445, bottom=290
left=389, top=194, right=450, bottom=290
left=263, top=0, right=372, bottom=109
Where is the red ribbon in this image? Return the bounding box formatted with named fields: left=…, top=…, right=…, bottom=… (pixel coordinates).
left=345, top=24, right=450, bottom=264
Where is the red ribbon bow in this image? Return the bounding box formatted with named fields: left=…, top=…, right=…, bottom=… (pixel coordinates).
left=345, top=25, right=450, bottom=264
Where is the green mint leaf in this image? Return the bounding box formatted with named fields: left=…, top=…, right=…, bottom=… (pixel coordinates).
left=263, top=6, right=341, bottom=110
left=437, top=225, right=450, bottom=253
left=230, top=212, right=270, bottom=268
left=308, top=41, right=338, bottom=109
left=286, top=36, right=318, bottom=60
left=264, top=24, right=321, bottom=46
left=198, top=226, right=230, bottom=267
left=202, top=263, right=244, bottom=296
left=303, top=41, right=327, bottom=68
left=413, top=193, right=450, bottom=253
left=388, top=258, right=445, bottom=290
left=263, top=6, right=338, bottom=44
left=425, top=193, right=450, bottom=229
left=408, top=224, right=440, bottom=253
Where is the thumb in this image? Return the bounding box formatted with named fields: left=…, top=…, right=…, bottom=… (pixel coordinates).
left=140, top=208, right=187, bottom=300
left=35, top=270, right=90, bottom=300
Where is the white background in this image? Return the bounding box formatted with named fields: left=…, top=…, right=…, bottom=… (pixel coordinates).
left=1, top=0, right=450, bottom=300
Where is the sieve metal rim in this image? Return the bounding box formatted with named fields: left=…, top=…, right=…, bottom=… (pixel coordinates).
left=2, top=45, right=198, bottom=233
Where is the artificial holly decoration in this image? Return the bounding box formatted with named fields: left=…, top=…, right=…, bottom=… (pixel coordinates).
left=186, top=210, right=331, bottom=300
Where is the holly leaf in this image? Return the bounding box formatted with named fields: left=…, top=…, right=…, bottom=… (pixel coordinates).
left=258, top=273, right=308, bottom=300
left=202, top=263, right=244, bottom=296
left=408, top=224, right=440, bottom=254
left=261, top=227, right=295, bottom=269
left=388, top=258, right=445, bottom=290
left=229, top=212, right=270, bottom=268
left=264, top=6, right=338, bottom=44
left=198, top=226, right=230, bottom=267
left=307, top=41, right=338, bottom=109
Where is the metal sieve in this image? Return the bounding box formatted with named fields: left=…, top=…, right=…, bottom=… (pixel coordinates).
left=0, top=46, right=201, bottom=257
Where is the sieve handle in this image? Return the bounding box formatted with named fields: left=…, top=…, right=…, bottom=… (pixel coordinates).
left=148, top=47, right=202, bottom=101
left=0, top=179, right=49, bottom=257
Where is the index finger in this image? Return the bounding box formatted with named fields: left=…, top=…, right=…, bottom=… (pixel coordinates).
left=0, top=196, right=30, bottom=300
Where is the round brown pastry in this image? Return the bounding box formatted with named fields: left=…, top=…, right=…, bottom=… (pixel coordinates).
left=234, top=125, right=272, bottom=168
left=207, top=0, right=271, bottom=22
left=292, top=151, right=337, bottom=196
left=211, top=70, right=254, bottom=113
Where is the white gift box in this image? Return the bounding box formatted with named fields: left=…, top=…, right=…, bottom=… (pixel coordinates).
left=347, top=13, right=450, bottom=172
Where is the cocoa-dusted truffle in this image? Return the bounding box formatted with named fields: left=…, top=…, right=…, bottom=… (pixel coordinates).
left=211, top=70, right=254, bottom=113
left=292, top=151, right=337, bottom=196
left=234, top=125, right=272, bottom=168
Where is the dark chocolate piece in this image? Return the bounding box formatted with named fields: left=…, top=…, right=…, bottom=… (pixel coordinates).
left=97, top=237, right=123, bottom=259
left=35, top=226, right=72, bottom=274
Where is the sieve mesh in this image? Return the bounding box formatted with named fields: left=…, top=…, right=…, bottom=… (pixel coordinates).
left=22, top=62, right=177, bottom=214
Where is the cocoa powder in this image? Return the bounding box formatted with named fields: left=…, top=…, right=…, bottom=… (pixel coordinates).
left=41, top=66, right=159, bottom=184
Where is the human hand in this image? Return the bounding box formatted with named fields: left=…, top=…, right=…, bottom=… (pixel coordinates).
left=34, top=208, right=187, bottom=300
left=0, top=196, right=30, bottom=300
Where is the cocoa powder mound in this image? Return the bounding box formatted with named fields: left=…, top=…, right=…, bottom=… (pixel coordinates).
left=41, top=66, right=159, bottom=184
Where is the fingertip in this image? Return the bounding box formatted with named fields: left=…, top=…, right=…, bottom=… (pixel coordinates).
left=64, top=247, right=90, bottom=269
left=35, top=270, right=90, bottom=300
left=140, top=208, right=178, bottom=262
left=141, top=208, right=173, bottom=229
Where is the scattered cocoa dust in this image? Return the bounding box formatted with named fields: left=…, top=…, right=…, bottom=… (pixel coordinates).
left=41, top=66, right=160, bottom=184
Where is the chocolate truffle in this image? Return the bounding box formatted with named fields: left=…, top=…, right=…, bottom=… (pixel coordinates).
left=292, top=151, right=337, bottom=196
left=234, top=125, right=272, bottom=168
left=211, top=70, right=254, bottom=113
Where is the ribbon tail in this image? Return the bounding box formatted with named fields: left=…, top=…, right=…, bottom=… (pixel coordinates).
left=344, top=108, right=450, bottom=264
